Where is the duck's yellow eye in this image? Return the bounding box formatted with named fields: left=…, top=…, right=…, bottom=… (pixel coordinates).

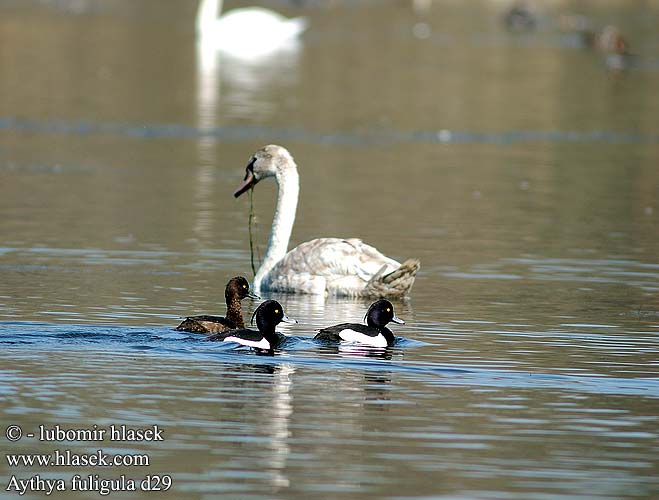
left=274, top=309, right=279, bottom=313
left=386, top=308, right=391, bottom=312
left=243, top=285, right=247, bottom=288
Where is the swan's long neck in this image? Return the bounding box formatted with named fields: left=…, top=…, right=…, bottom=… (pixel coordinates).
left=255, top=167, right=299, bottom=288
left=196, top=0, right=223, bottom=33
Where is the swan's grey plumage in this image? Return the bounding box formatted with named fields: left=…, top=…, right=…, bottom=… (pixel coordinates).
left=234, top=145, right=420, bottom=297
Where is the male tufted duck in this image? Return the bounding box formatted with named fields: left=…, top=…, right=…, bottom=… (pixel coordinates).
left=205, top=299, right=296, bottom=351
left=315, top=299, right=404, bottom=348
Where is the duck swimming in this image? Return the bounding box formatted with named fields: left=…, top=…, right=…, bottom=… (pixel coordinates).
left=176, top=276, right=258, bottom=334
left=314, top=299, right=404, bottom=348
left=234, top=145, right=420, bottom=297
left=205, top=299, right=297, bottom=351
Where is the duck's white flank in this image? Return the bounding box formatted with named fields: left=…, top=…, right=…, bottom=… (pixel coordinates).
left=338, top=329, right=388, bottom=348
left=222, top=336, right=270, bottom=350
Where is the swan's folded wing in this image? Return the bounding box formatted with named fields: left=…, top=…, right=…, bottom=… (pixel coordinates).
left=280, top=238, right=399, bottom=276
left=266, top=238, right=402, bottom=294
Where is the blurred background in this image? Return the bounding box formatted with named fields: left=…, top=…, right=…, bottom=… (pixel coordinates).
left=1, top=0, right=657, bottom=323
left=1, top=1, right=658, bottom=499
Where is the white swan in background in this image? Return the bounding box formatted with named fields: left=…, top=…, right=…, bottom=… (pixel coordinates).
left=196, top=0, right=307, bottom=60
left=234, top=145, right=421, bottom=297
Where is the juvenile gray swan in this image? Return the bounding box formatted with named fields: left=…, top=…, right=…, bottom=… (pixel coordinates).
left=234, top=145, right=420, bottom=297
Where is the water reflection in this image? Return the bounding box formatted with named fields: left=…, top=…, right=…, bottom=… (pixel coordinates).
left=220, top=50, right=301, bottom=120
left=195, top=20, right=303, bottom=128
left=267, top=362, right=294, bottom=490
left=206, top=361, right=294, bottom=491
left=194, top=39, right=222, bottom=241
left=316, top=343, right=396, bottom=361
left=194, top=29, right=303, bottom=241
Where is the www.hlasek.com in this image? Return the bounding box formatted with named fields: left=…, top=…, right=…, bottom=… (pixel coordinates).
left=5, top=424, right=172, bottom=496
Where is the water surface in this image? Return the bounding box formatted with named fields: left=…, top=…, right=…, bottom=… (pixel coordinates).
left=1, top=1, right=658, bottom=499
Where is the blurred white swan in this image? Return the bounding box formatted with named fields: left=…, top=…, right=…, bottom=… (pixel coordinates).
left=196, top=0, right=307, bottom=60
left=234, top=145, right=420, bottom=297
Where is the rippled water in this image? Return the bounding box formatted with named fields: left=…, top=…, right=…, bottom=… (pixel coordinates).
left=1, top=1, right=658, bottom=499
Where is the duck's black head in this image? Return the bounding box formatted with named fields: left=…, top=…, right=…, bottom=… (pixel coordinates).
left=250, top=299, right=297, bottom=333
left=225, top=276, right=259, bottom=302
left=364, top=299, right=405, bottom=329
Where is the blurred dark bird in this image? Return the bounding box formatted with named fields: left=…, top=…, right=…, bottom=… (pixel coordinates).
left=596, top=26, right=634, bottom=71
left=559, top=17, right=634, bottom=71
left=503, top=2, right=537, bottom=32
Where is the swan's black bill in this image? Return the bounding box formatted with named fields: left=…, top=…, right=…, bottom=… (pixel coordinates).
left=234, top=162, right=258, bottom=198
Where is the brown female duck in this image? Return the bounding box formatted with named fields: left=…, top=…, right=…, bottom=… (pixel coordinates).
left=175, top=276, right=258, bottom=334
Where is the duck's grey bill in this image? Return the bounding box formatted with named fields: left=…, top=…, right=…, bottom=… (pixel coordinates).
left=247, top=292, right=261, bottom=300
left=391, top=313, right=405, bottom=325
left=282, top=313, right=298, bottom=324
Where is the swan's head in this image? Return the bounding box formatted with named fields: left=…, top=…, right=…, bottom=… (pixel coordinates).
left=364, top=299, right=405, bottom=328
left=234, top=145, right=296, bottom=198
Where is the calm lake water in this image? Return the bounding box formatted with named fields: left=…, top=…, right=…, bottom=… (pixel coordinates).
left=1, top=0, right=658, bottom=498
